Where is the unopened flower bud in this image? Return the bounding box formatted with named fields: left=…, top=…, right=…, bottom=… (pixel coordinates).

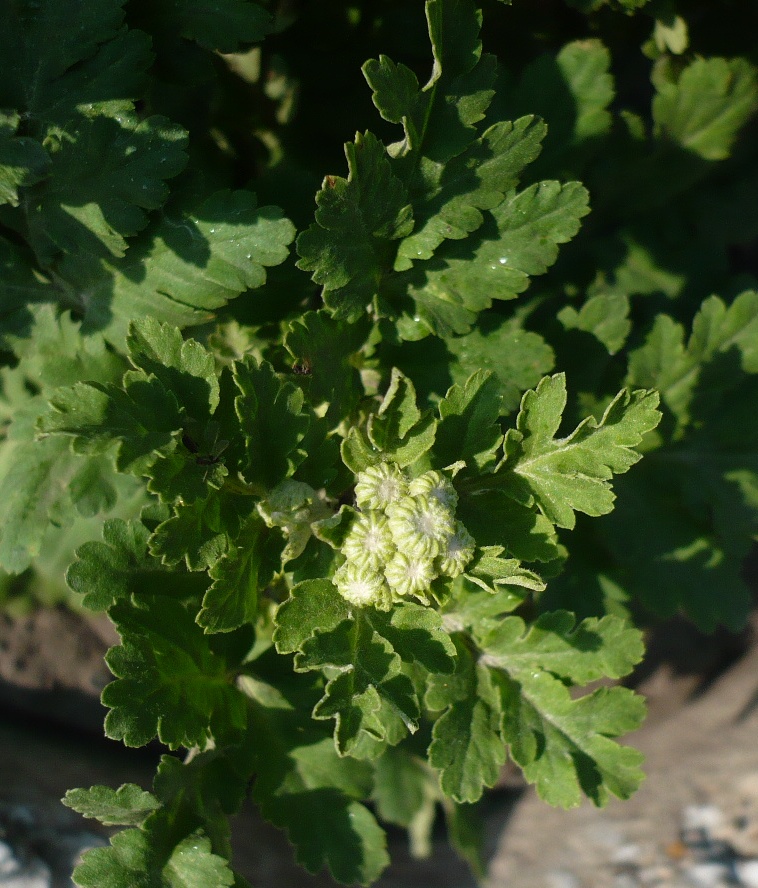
left=408, top=470, right=458, bottom=511
left=384, top=551, right=437, bottom=601
left=342, top=512, right=396, bottom=570
left=386, top=495, right=455, bottom=558
left=333, top=561, right=392, bottom=609
left=436, top=522, right=476, bottom=578
left=354, top=463, right=407, bottom=510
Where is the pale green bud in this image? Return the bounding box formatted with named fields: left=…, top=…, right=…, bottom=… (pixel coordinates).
left=436, top=521, right=476, bottom=578
left=386, top=494, right=455, bottom=558
left=408, top=470, right=458, bottom=511
left=384, top=550, right=437, bottom=601
left=354, top=463, right=407, bottom=510
left=333, top=561, right=392, bottom=609
left=341, top=512, right=396, bottom=570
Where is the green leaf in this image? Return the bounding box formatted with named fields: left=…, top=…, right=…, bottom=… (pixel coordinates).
left=127, top=318, right=219, bottom=418
left=284, top=311, right=370, bottom=416
left=27, top=115, right=187, bottom=262
left=248, top=695, right=389, bottom=886
left=0, top=0, right=149, bottom=128
left=481, top=612, right=644, bottom=684
left=39, top=376, right=183, bottom=474
left=149, top=492, right=235, bottom=571
left=497, top=673, right=645, bottom=808
left=343, top=369, right=438, bottom=473
left=393, top=116, right=547, bottom=269
left=364, top=0, right=495, bottom=164
left=296, top=615, right=420, bottom=758
left=465, top=547, right=546, bottom=596
left=435, top=370, right=503, bottom=473
left=103, top=596, right=247, bottom=748
left=66, top=519, right=165, bottom=611
left=71, top=190, right=295, bottom=344
left=558, top=293, right=631, bottom=355
left=0, top=110, right=50, bottom=206
left=233, top=357, right=309, bottom=491
left=501, top=374, right=661, bottom=529
left=163, top=0, right=271, bottom=52
left=653, top=57, right=758, bottom=160
left=73, top=829, right=235, bottom=888
left=296, top=132, right=413, bottom=320
left=406, top=181, right=590, bottom=337
left=274, top=579, right=352, bottom=655
left=368, top=601, right=456, bottom=674
left=371, top=746, right=436, bottom=832
left=428, top=642, right=506, bottom=804
left=63, top=784, right=161, bottom=827
left=457, top=488, right=565, bottom=564
left=197, top=514, right=267, bottom=633
left=609, top=292, right=758, bottom=630
left=501, top=39, right=614, bottom=175
left=446, top=315, right=555, bottom=415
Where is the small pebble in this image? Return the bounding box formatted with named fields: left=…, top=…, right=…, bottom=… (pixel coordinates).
left=684, top=860, right=733, bottom=887
left=546, top=870, right=581, bottom=888
left=682, top=805, right=725, bottom=834
left=0, top=858, right=52, bottom=888
left=736, top=859, right=758, bottom=888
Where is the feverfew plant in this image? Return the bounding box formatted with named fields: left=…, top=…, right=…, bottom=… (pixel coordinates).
left=1, top=0, right=757, bottom=884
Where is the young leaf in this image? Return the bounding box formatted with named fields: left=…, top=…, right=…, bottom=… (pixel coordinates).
left=63, top=785, right=161, bottom=827
left=103, top=596, right=247, bottom=749
left=501, top=374, right=661, bottom=529
left=427, top=642, right=506, bottom=803
left=149, top=492, right=233, bottom=572
left=233, top=357, right=309, bottom=491
left=296, top=132, right=414, bottom=320
left=297, top=616, right=420, bottom=757
left=197, top=514, right=267, bottom=633
left=73, top=830, right=235, bottom=888
left=342, top=370, right=437, bottom=472
left=435, top=370, right=503, bottom=473
left=66, top=519, right=165, bottom=611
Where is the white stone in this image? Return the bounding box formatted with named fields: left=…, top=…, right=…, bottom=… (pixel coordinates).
left=736, top=859, right=758, bottom=887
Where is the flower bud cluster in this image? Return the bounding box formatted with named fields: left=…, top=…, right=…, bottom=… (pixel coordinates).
left=333, top=464, right=475, bottom=609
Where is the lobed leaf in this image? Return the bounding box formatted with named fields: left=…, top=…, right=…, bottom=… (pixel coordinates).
left=501, top=373, right=661, bottom=529
left=63, top=784, right=161, bottom=827
left=103, top=596, right=247, bottom=749
left=497, top=673, right=646, bottom=808
left=653, top=57, right=758, bottom=161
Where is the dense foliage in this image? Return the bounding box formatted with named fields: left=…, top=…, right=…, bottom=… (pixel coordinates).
left=1, top=0, right=757, bottom=884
